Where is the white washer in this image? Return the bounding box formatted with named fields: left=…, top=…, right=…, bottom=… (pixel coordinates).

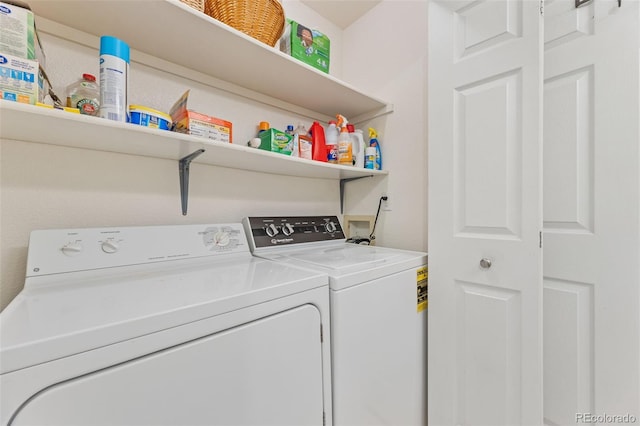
left=243, top=216, right=428, bottom=426
left=0, top=223, right=333, bottom=426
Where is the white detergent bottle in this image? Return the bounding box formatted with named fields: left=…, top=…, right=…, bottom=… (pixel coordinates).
left=353, top=129, right=366, bottom=168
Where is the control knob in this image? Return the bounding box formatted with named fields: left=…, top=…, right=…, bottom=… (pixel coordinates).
left=324, top=221, right=337, bottom=233
left=265, top=224, right=279, bottom=237
left=214, top=231, right=231, bottom=247
left=101, top=240, right=119, bottom=254
left=282, top=223, right=294, bottom=236
left=61, top=242, right=83, bottom=257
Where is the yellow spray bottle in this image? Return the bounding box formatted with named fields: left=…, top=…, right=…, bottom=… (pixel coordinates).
left=336, top=114, right=353, bottom=165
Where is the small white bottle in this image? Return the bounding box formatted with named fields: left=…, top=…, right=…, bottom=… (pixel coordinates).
left=365, top=147, right=377, bottom=169
left=325, top=120, right=339, bottom=163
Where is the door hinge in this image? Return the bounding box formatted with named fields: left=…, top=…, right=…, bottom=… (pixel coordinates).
left=540, top=0, right=544, bottom=16
left=320, top=324, right=324, bottom=343
left=539, top=231, right=543, bottom=248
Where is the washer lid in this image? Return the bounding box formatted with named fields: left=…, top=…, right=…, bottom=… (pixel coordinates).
left=257, top=243, right=427, bottom=290
left=0, top=255, right=327, bottom=374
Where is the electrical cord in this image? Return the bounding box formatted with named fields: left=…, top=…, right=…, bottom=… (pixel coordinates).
left=369, top=196, right=388, bottom=243
left=345, top=195, right=388, bottom=245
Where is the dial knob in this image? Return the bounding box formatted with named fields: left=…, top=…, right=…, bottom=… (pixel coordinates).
left=282, top=223, right=294, bottom=236
left=214, top=231, right=231, bottom=247
left=265, top=224, right=279, bottom=237
left=61, top=242, right=83, bottom=257
left=325, top=221, right=337, bottom=233
left=101, top=240, right=119, bottom=254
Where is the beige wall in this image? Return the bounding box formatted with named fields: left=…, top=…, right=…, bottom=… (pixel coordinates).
left=342, top=1, right=429, bottom=252
left=0, top=0, right=428, bottom=311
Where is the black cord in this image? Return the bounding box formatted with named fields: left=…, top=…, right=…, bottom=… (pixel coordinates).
left=369, top=196, right=388, bottom=242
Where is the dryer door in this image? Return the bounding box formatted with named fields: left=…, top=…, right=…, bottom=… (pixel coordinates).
left=10, top=305, right=324, bottom=426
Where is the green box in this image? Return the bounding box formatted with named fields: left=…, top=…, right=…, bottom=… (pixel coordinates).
left=0, top=1, right=46, bottom=65
left=279, top=19, right=330, bottom=74
left=259, top=129, right=293, bottom=155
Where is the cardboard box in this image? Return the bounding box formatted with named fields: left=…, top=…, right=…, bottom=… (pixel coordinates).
left=258, top=129, right=293, bottom=155
left=170, top=90, right=233, bottom=143
left=0, top=52, right=38, bottom=104
left=279, top=19, right=330, bottom=74
left=0, top=1, right=46, bottom=66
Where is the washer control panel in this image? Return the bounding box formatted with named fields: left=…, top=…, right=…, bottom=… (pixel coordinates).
left=26, top=223, right=246, bottom=278
left=243, top=216, right=345, bottom=250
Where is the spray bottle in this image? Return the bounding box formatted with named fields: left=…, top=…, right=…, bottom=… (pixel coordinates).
left=368, top=127, right=382, bottom=170
left=336, top=114, right=353, bottom=166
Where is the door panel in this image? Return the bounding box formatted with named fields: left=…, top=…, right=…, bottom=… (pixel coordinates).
left=11, top=305, right=325, bottom=426
left=456, top=282, right=522, bottom=426
left=543, top=1, right=640, bottom=424
left=428, top=0, right=543, bottom=424
left=455, top=70, right=523, bottom=237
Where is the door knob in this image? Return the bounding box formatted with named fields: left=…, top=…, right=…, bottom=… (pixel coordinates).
left=480, top=258, right=492, bottom=269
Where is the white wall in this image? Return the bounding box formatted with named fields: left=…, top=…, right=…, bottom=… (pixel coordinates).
left=341, top=0, right=428, bottom=252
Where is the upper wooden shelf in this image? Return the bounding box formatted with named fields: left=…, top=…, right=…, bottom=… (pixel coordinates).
left=29, top=0, right=392, bottom=122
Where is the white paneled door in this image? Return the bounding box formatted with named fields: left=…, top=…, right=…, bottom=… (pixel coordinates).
left=429, top=0, right=640, bottom=425
left=428, top=0, right=544, bottom=425
left=543, top=1, right=639, bottom=424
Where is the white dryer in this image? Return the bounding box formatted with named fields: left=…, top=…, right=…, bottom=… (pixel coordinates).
left=0, top=223, right=332, bottom=426
left=243, top=216, right=428, bottom=426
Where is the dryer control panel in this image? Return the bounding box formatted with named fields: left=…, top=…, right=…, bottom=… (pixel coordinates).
left=243, top=216, right=345, bottom=250
left=26, top=223, right=247, bottom=277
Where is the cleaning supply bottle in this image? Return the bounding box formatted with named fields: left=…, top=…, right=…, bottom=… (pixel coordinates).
left=336, top=114, right=353, bottom=166
left=309, top=121, right=328, bottom=162
left=258, top=121, right=269, bottom=136
left=285, top=124, right=298, bottom=157
left=99, top=35, right=129, bottom=122
left=353, top=128, right=366, bottom=168
left=369, top=127, right=383, bottom=170
left=66, top=73, right=100, bottom=116
left=365, top=147, right=377, bottom=169
left=325, top=120, right=339, bottom=163
left=295, top=122, right=312, bottom=160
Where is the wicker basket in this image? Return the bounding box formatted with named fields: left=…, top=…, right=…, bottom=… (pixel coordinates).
left=204, top=0, right=285, bottom=47
left=180, top=0, right=205, bottom=12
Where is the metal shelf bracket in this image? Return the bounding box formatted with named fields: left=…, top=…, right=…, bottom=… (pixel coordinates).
left=179, top=149, right=205, bottom=216
left=339, top=175, right=373, bottom=214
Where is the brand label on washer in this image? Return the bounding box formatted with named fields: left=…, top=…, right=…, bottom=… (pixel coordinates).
left=417, top=266, right=428, bottom=312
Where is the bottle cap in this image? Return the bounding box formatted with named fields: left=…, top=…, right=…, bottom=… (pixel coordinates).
left=328, top=120, right=337, bottom=125
left=100, top=35, right=130, bottom=63
left=286, top=125, right=294, bottom=132
left=347, top=124, right=355, bottom=132
left=82, top=73, right=96, bottom=82
left=259, top=121, right=270, bottom=131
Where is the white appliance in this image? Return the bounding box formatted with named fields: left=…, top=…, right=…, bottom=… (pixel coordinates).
left=0, top=223, right=333, bottom=426
left=243, top=216, right=428, bottom=426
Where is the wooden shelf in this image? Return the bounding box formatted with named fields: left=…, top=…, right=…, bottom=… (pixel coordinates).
left=0, top=101, right=388, bottom=180
left=29, top=0, right=392, bottom=122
